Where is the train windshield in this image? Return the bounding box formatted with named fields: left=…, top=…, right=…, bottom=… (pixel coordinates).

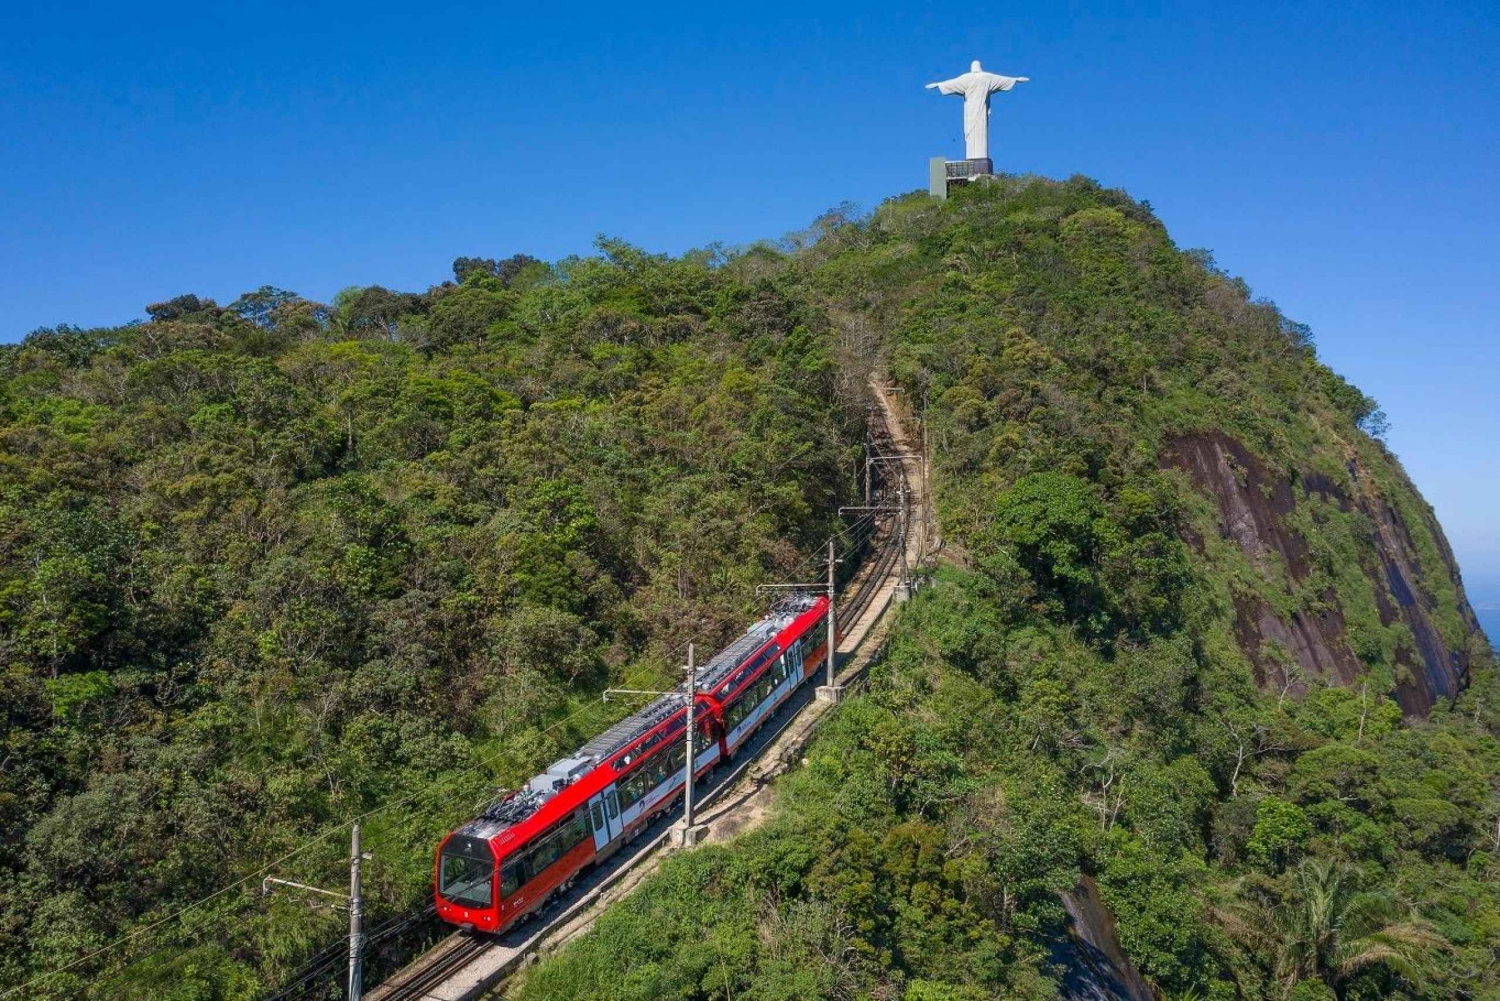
left=439, top=840, right=493, bottom=908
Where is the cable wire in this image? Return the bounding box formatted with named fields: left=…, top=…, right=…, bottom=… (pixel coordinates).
left=7, top=503, right=887, bottom=999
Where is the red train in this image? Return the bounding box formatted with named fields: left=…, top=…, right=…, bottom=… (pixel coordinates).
left=434, top=595, right=832, bottom=932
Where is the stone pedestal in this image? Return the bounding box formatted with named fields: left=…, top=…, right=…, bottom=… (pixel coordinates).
left=815, top=685, right=846, bottom=704
left=929, top=157, right=995, bottom=200
left=928, top=157, right=948, bottom=198
left=672, top=821, right=708, bottom=847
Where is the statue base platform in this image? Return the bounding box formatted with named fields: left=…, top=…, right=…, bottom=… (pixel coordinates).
left=929, top=157, right=994, bottom=199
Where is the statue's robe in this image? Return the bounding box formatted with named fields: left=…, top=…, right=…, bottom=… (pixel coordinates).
left=933, top=70, right=1022, bottom=160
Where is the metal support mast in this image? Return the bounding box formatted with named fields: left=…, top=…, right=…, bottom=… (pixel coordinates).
left=261, top=826, right=369, bottom=1001
left=921, top=387, right=930, bottom=564
left=682, top=643, right=697, bottom=832
left=898, top=475, right=910, bottom=593
left=348, top=824, right=364, bottom=1001
left=609, top=647, right=706, bottom=846
left=816, top=539, right=843, bottom=703
left=864, top=434, right=872, bottom=505
left=826, top=538, right=837, bottom=687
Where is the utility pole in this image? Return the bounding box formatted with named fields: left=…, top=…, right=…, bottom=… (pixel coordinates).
left=610, top=648, right=706, bottom=847
left=348, top=824, right=364, bottom=1001
left=921, top=387, right=930, bottom=564
left=261, top=826, right=370, bottom=1001
left=846, top=452, right=910, bottom=594
left=817, top=539, right=844, bottom=703
left=682, top=643, right=697, bottom=833
left=827, top=538, right=837, bottom=686
left=898, top=475, right=910, bottom=596
left=863, top=433, right=872, bottom=505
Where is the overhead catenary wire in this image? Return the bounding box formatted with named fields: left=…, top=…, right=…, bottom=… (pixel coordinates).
left=60, top=615, right=783, bottom=992
left=779, top=508, right=882, bottom=586
left=10, top=631, right=735, bottom=999
left=254, top=516, right=890, bottom=996
left=5, top=498, right=890, bottom=1000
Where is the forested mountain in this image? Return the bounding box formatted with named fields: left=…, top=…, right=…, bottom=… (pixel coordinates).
left=509, top=180, right=1498, bottom=1001
left=0, top=241, right=868, bottom=996
left=2, top=177, right=1496, bottom=1001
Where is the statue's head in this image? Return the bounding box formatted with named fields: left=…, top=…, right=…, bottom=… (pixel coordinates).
left=971, top=59, right=982, bottom=72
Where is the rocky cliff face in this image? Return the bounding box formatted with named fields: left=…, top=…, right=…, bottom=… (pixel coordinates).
left=1163, top=431, right=1483, bottom=715
left=1052, top=877, right=1155, bottom=1001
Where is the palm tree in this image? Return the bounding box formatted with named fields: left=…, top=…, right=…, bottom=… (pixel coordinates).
left=1218, top=859, right=1444, bottom=998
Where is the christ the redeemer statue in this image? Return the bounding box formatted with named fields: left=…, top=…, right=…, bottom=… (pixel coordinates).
left=926, top=60, right=1029, bottom=161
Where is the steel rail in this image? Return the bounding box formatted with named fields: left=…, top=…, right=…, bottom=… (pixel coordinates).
left=378, top=934, right=491, bottom=1001
left=361, top=530, right=909, bottom=1001
left=274, top=403, right=917, bottom=1001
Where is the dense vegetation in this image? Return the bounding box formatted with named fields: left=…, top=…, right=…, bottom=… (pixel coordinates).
left=0, top=243, right=870, bottom=996
left=4, top=177, right=1494, bottom=1001
left=510, top=179, right=1498, bottom=1001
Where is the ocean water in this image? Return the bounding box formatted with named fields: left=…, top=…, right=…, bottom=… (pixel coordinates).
left=1478, top=609, right=1500, bottom=647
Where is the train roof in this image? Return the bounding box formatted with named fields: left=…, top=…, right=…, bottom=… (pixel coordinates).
left=456, top=595, right=820, bottom=843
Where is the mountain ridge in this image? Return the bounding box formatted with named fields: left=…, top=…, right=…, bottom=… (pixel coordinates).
left=1, top=175, right=1495, bottom=1001
left=510, top=176, right=1499, bottom=1001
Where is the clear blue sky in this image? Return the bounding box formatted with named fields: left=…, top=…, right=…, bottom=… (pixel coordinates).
left=2, top=0, right=1496, bottom=595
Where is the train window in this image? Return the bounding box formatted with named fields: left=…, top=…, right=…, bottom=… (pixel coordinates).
left=618, top=772, right=642, bottom=811
left=441, top=849, right=494, bottom=907
left=534, top=831, right=561, bottom=871
left=499, top=859, right=523, bottom=898
left=605, top=789, right=619, bottom=818
left=591, top=802, right=605, bottom=832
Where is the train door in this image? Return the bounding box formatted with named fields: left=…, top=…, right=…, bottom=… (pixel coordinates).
left=588, top=794, right=610, bottom=851
left=787, top=638, right=805, bottom=679
left=604, top=787, right=621, bottom=840
left=589, top=787, right=624, bottom=849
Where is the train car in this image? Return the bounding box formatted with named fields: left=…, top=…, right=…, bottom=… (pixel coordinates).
left=434, top=594, right=832, bottom=932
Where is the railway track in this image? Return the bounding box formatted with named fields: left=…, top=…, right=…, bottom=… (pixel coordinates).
left=275, top=394, right=918, bottom=1001
left=835, top=428, right=909, bottom=639
left=837, top=519, right=900, bottom=637
left=378, top=933, right=490, bottom=1001
left=263, top=906, right=437, bottom=1001
left=366, top=551, right=911, bottom=1000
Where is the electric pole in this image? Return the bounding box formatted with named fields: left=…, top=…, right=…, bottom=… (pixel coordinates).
left=863, top=434, right=872, bottom=505
left=608, top=647, right=706, bottom=846
left=921, top=387, right=930, bottom=564
left=898, top=475, right=910, bottom=593
left=348, top=824, right=364, bottom=1001
left=261, top=826, right=369, bottom=1001
left=826, top=538, right=837, bottom=688
left=683, top=643, right=697, bottom=832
